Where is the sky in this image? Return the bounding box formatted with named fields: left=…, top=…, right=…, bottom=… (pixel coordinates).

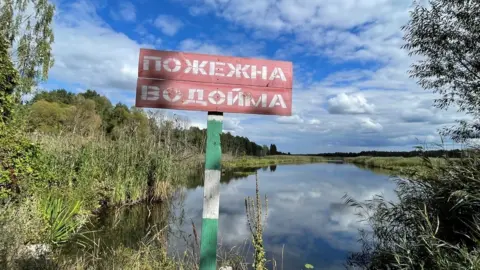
left=40, top=0, right=468, bottom=154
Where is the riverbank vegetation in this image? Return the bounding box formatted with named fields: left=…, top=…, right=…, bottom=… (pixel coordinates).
left=345, top=1, right=480, bottom=269
left=222, top=155, right=327, bottom=168
left=344, top=156, right=445, bottom=173
left=313, top=149, right=463, bottom=158
left=0, top=1, right=282, bottom=268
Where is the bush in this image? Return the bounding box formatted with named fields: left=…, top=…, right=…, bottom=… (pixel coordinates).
left=346, top=149, right=480, bottom=269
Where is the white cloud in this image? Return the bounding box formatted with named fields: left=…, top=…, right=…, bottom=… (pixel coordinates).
left=135, top=24, right=162, bottom=46
left=110, top=1, right=136, bottom=22
left=276, top=114, right=304, bottom=125
left=309, top=118, right=321, bottom=125
left=178, top=39, right=225, bottom=55
left=357, top=117, right=383, bottom=132
left=182, top=0, right=412, bottom=62
left=189, top=6, right=210, bottom=16
left=328, top=93, right=375, bottom=114
left=224, top=118, right=243, bottom=133
left=154, top=15, right=183, bottom=36
left=465, top=139, right=480, bottom=148
left=188, top=120, right=207, bottom=130
left=400, top=108, right=455, bottom=125
left=50, top=1, right=148, bottom=97
left=178, top=38, right=265, bottom=57
left=390, top=134, right=438, bottom=145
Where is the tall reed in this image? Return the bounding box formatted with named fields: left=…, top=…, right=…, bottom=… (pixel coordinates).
left=31, top=111, right=199, bottom=210
left=345, top=147, right=480, bottom=269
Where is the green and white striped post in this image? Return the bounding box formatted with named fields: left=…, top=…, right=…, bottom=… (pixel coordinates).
left=200, top=111, right=223, bottom=270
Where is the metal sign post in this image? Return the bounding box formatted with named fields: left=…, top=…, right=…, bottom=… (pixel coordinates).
left=199, top=111, right=223, bottom=270
left=135, top=48, right=293, bottom=270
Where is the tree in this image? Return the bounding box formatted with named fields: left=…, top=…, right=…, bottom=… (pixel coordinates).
left=69, top=97, right=102, bottom=136
left=0, top=36, right=18, bottom=124
left=30, top=89, right=75, bottom=104
left=262, top=145, right=269, bottom=156
left=402, top=0, right=480, bottom=142
left=1, top=0, right=56, bottom=94
left=28, top=99, right=70, bottom=133
left=269, top=144, right=277, bottom=155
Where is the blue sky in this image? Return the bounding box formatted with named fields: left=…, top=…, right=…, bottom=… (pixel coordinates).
left=41, top=0, right=466, bottom=153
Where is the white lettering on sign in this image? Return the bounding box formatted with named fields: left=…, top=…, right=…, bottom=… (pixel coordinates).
left=251, top=65, right=267, bottom=80
left=185, top=60, right=208, bottom=75
left=226, top=64, right=250, bottom=78
left=163, top=88, right=182, bottom=102
left=142, top=56, right=288, bottom=82
left=163, top=58, right=182, bottom=72
left=227, top=88, right=244, bottom=106
left=246, top=94, right=267, bottom=107
left=208, top=90, right=226, bottom=105
left=143, top=56, right=162, bottom=71
left=269, top=67, right=287, bottom=82
left=184, top=89, right=207, bottom=106
left=141, top=85, right=160, bottom=100
left=140, top=85, right=287, bottom=109
left=214, top=62, right=225, bottom=77
left=269, top=94, right=287, bottom=108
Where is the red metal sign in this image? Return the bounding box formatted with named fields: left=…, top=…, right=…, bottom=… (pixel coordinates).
left=135, top=49, right=293, bottom=115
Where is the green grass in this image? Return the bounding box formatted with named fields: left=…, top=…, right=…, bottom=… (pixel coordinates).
left=31, top=127, right=198, bottom=211
left=222, top=155, right=328, bottom=168
left=0, top=115, right=203, bottom=268
left=344, top=156, right=446, bottom=172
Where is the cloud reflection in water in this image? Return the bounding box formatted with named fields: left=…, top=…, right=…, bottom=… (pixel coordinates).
left=171, top=163, right=397, bottom=269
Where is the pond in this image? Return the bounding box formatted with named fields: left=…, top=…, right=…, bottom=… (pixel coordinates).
left=74, top=163, right=397, bottom=269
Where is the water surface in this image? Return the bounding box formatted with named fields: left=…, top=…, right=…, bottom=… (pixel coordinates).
left=80, top=163, right=397, bottom=269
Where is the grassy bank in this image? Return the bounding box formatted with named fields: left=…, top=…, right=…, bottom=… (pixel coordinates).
left=344, top=156, right=445, bottom=173
left=0, top=111, right=202, bottom=268
left=222, top=155, right=328, bottom=168
left=31, top=130, right=197, bottom=210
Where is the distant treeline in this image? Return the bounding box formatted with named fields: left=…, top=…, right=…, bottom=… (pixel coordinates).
left=188, top=126, right=284, bottom=156
left=26, top=89, right=285, bottom=157
left=304, top=150, right=464, bottom=158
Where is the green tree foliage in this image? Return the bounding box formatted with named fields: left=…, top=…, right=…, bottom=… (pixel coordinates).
left=402, top=0, right=480, bottom=142
left=30, top=88, right=75, bottom=104
left=0, top=0, right=55, bottom=94
left=28, top=89, right=273, bottom=156
left=0, top=35, right=50, bottom=200
left=28, top=99, right=71, bottom=133
left=314, top=149, right=463, bottom=158
left=262, top=145, right=269, bottom=156
left=269, top=144, right=277, bottom=155
left=79, top=89, right=112, bottom=126
left=0, top=36, right=18, bottom=124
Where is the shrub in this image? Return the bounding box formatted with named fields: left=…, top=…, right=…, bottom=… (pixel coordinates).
left=346, top=149, right=480, bottom=269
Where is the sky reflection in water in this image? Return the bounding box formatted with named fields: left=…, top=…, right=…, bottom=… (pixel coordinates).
left=171, top=163, right=397, bottom=269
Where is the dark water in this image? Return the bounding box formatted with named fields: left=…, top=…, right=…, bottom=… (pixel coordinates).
left=76, top=163, right=397, bottom=269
